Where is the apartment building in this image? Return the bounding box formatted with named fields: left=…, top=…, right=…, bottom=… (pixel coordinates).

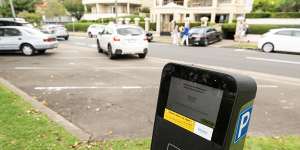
left=82, top=0, right=153, bottom=20
left=152, top=0, right=253, bottom=34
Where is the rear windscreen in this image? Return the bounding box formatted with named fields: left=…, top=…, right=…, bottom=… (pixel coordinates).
left=166, top=77, right=223, bottom=127
left=117, top=28, right=143, bottom=36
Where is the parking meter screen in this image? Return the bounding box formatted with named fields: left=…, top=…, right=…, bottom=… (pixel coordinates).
left=165, top=77, right=223, bottom=140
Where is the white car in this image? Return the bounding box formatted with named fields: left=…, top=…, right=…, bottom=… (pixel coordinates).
left=0, top=26, right=58, bottom=56
left=87, top=24, right=105, bottom=38
left=41, top=24, right=69, bottom=40
left=258, top=28, right=300, bottom=53
left=96, top=24, right=149, bottom=59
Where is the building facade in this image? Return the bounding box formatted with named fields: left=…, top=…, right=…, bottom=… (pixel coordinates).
left=82, top=0, right=152, bottom=20
left=152, top=0, right=253, bottom=34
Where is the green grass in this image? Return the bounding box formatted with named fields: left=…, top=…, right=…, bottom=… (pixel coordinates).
left=224, top=42, right=258, bottom=50
left=0, top=84, right=300, bottom=150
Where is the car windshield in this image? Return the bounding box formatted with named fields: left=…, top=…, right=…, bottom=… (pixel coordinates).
left=117, top=27, right=144, bottom=36
left=190, top=28, right=206, bottom=34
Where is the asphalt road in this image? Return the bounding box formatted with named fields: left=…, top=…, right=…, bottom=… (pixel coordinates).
left=0, top=36, right=299, bottom=140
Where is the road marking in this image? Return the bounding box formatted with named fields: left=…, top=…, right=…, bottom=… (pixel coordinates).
left=246, top=57, right=300, bottom=65
left=34, top=86, right=157, bottom=91
left=148, top=57, right=300, bottom=86
left=15, top=67, right=69, bottom=70
left=96, top=66, right=162, bottom=70
left=257, top=85, right=278, bottom=88
left=235, top=49, right=246, bottom=52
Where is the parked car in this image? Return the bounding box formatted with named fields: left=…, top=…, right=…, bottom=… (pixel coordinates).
left=188, top=27, right=222, bottom=46
left=146, top=32, right=153, bottom=42
left=258, top=28, right=300, bottom=53
left=96, top=24, right=149, bottom=59
left=87, top=24, right=105, bottom=38
left=41, top=24, right=69, bottom=40
left=0, top=26, right=58, bottom=56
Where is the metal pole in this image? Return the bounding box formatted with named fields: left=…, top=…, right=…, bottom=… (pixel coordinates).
left=9, top=0, right=16, bottom=18
left=114, top=0, right=118, bottom=22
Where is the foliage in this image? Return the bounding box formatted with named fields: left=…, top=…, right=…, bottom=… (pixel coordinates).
left=43, top=0, right=67, bottom=17
left=253, top=0, right=300, bottom=12
left=139, top=7, right=150, bottom=13
left=0, top=0, right=40, bottom=17
left=247, top=12, right=300, bottom=18
left=17, top=11, right=42, bottom=25
left=65, top=22, right=95, bottom=32
left=63, top=0, right=84, bottom=20
left=222, top=23, right=300, bottom=39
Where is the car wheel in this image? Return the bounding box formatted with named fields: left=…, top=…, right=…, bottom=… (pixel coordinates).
left=64, top=36, right=69, bottom=40
left=88, top=32, right=92, bottom=38
left=262, top=42, right=274, bottom=53
left=218, top=35, right=223, bottom=41
left=203, top=39, right=209, bottom=46
left=97, top=40, right=103, bottom=53
left=21, top=44, right=35, bottom=56
left=107, top=45, right=115, bottom=59
left=138, top=53, right=147, bottom=59
left=38, top=50, right=46, bottom=54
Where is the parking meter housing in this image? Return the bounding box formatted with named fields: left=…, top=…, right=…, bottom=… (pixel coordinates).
left=151, top=63, right=257, bottom=150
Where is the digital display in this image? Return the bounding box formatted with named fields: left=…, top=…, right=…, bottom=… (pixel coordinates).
left=166, top=77, right=223, bottom=127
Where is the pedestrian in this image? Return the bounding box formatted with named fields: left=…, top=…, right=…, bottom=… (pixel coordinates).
left=181, top=24, right=190, bottom=46
left=172, top=24, right=179, bottom=45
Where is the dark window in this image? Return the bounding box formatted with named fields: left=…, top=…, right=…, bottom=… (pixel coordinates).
left=293, top=31, right=300, bottom=37
left=117, top=28, right=143, bottom=36
left=0, top=29, right=4, bottom=37
left=275, top=30, right=293, bottom=36
left=4, top=28, right=21, bottom=36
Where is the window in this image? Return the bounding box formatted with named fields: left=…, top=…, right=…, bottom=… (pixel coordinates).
left=275, top=30, right=293, bottom=36
left=0, top=29, right=4, bottom=37
left=117, top=28, right=143, bottom=36
left=4, top=28, right=21, bottom=36
left=293, top=31, right=300, bottom=37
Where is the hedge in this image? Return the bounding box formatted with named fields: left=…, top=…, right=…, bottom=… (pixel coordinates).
left=65, top=22, right=157, bottom=32
left=222, top=23, right=300, bottom=39
left=246, top=12, right=300, bottom=18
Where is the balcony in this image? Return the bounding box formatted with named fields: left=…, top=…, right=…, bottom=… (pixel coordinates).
left=82, top=0, right=142, bottom=5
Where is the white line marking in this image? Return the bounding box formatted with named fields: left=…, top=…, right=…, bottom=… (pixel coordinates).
left=257, top=85, right=278, bottom=88
left=91, top=44, right=97, bottom=48
left=235, top=49, right=246, bottom=52
left=15, top=67, right=68, bottom=70
left=148, top=57, right=300, bottom=86
left=34, top=86, right=157, bottom=91
left=96, top=67, right=162, bottom=70
left=246, top=57, right=300, bottom=65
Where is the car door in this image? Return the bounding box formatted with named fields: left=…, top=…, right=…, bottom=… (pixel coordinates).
left=291, top=30, right=300, bottom=53
left=1, top=28, right=23, bottom=50
left=273, top=30, right=293, bottom=52
left=206, top=28, right=214, bottom=42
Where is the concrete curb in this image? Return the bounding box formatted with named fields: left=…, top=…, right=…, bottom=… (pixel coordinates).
left=0, top=77, right=91, bottom=141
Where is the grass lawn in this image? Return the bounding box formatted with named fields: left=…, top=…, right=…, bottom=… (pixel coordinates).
left=224, top=42, right=258, bottom=50
left=0, top=84, right=299, bottom=150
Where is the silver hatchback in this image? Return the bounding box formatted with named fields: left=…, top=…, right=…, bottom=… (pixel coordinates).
left=0, top=26, right=58, bottom=56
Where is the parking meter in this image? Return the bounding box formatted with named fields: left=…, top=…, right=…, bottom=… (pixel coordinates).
left=151, top=63, right=257, bottom=150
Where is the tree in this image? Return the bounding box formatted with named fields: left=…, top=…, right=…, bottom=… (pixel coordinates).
left=43, top=0, right=66, bottom=18
left=278, top=0, right=300, bottom=12
left=63, top=0, right=84, bottom=20
left=0, top=0, right=40, bottom=17
left=253, top=0, right=281, bottom=12
left=17, top=11, right=42, bottom=25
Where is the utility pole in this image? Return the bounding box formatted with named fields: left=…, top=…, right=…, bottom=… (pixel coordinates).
left=9, top=0, right=16, bottom=18
left=114, top=0, right=118, bottom=22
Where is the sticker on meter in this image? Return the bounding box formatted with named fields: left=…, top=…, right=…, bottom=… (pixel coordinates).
left=164, top=108, right=213, bottom=141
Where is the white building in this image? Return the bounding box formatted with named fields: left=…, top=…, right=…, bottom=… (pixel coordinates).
left=82, top=0, right=152, bottom=20
left=152, top=0, right=253, bottom=34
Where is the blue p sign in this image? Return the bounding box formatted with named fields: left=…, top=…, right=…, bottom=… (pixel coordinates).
left=234, top=106, right=253, bottom=143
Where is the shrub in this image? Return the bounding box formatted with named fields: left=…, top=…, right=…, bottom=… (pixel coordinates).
left=17, top=11, right=42, bottom=26
left=246, top=12, right=300, bottom=18
left=221, top=23, right=236, bottom=39
left=65, top=22, right=95, bottom=32
left=222, top=23, right=300, bottom=39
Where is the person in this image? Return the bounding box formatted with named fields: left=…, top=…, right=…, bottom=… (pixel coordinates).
left=181, top=24, right=190, bottom=46
left=172, top=24, right=179, bottom=45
